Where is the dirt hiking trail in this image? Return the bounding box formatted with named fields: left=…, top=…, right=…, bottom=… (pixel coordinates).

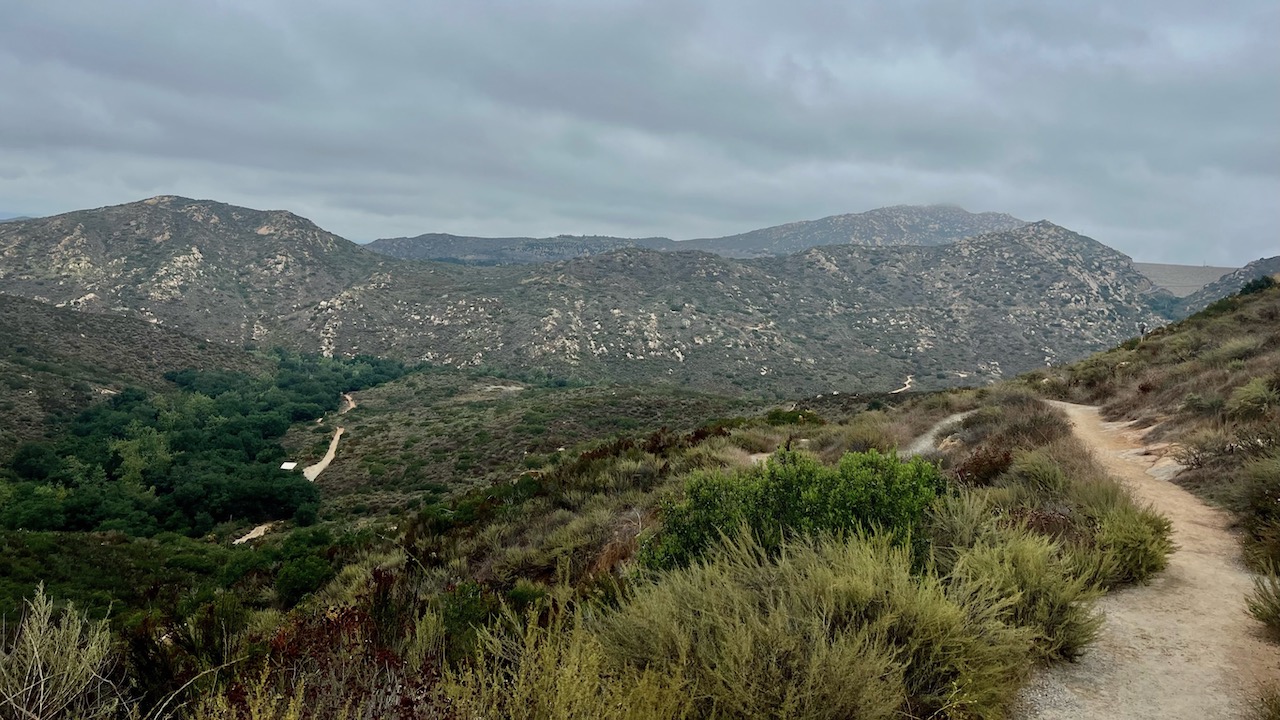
left=303, top=393, right=356, bottom=482
left=903, top=410, right=975, bottom=457
left=1016, top=401, right=1280, bottom=719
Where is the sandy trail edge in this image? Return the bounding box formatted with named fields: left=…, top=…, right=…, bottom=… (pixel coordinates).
left=1015, top=401, right=1280, bottom=720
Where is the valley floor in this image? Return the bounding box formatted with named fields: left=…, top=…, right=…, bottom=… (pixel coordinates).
left=1016, top=402, right=1280, bottom=719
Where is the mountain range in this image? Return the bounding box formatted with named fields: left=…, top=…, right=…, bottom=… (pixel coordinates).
left=364, top=204, right=1027, bottom=264
left=3, top=196, right=1225, bottom=399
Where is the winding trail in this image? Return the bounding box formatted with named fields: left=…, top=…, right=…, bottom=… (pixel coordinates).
left=889, top=374, right=915, bottom=394
left=902, top=410, right=974, bottom=457
left=302, top=392, right=357, bottom=482
left=303, top=427, right=344, bottom=481
left=1016, top=401, right=1280, bottom=719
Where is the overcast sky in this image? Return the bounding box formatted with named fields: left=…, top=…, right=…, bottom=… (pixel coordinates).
left=1, top=1, right=1276, bottom=264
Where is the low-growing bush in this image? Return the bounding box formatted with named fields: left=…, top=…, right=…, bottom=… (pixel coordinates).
left=1228, top=378, right=1279, bottom=420
left=442, top=607, right=688, bottom=720
left=1173, top=427, right=1235, bottom=469
left=952, top=442, right=1015, bottom=486
left=1094, top=504, right=1175, bottom=587
left=810, top=419, right=895, bottom=463
left=1002, top=450, right=1071, bottom=498
left=1246, top=570, right=1280, bottom=639
left=601, top=533, right=1034, bottom=719
left=642, top=450, right=945, bottom=569
left=1240, top=454, right=1280, bottom=567
left=1203, top=337, right=1265, bottom=366
left=926, top=491, right=1000, bottom=573
left=1179, top=392, right=1224, bottom=414
left=948, top=531, right=1102, bottom=662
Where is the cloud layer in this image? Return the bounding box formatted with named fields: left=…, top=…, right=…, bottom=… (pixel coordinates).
left=1, top=0, right=1276, bottom=264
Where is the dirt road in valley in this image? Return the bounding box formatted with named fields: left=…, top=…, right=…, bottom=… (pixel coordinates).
left=303, top=427, right=344, bottom=481
left=1016, top=401, right=1280, bottom=719
left=302, top=393, right=356, bottom=482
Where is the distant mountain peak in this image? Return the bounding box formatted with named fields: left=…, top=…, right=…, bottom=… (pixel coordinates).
left=367, top=204, right=1028, bottom=264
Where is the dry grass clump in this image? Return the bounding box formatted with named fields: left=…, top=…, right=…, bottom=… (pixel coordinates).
left=1247, top=567, right=1280, bottom=640
left=442, top=606, right=688, bottom=720
left=0, top=586, right=120, bottom=720
left=1253, top=684, right=1280, bottom=720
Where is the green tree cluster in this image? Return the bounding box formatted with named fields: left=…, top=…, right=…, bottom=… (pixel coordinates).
left=0, top=351, right=406, bottom=537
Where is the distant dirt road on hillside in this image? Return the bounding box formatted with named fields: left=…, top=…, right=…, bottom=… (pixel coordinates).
left=1016, top=402, right=1280, bottom=719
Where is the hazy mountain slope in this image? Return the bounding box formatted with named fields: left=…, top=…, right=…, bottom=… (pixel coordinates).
left=365, top=233, right=676, bottom=264
left=1180, top=256, right=1280, bottom=312
left=365, top=205, right=1024, bottom=264
left=0, top=199, right=1171, bottom=397
left=681, top=204, right=1025, bottom=258
left=0, top=293, right=265, bottom=457
left=1133, top=262, right=1236, bottom=298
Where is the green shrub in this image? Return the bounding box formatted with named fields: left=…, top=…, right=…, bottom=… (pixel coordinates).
left=275, top=556, right=332, bottom=606
left=1241, top=276, right=1278, bottom=295
left=926, top=491, right=999, bottom=573
left=601, top=534, right=1033, bottom=719
left=1240, top=454, right=1280, bottom=566
left=765, top=408, right=825, bottom=426
left=1228, top=378, right=1279, bottom=420
left=948, top=531, right=1102, bottom=661
left=1094, top=504, right=1174, bottom=586
left=1066, top=475, right=1127, bottom=520
left=1180, top=392, right=1224, bottom=414
left=643, top=450, right=945, bottom=569
left=1002, top=450, right=1070, bottom=498
left=1246, top=570, right=1280, bottom=638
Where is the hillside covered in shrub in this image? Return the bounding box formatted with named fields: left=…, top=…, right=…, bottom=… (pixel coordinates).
left=2, top=380, right=1174, bottom=718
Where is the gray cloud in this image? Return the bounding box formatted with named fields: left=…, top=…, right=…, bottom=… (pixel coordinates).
left=0, top=0, right=1276, bottom=264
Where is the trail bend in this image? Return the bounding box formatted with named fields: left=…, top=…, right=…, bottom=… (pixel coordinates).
left=1016, top=401, right=1280, bottom=719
